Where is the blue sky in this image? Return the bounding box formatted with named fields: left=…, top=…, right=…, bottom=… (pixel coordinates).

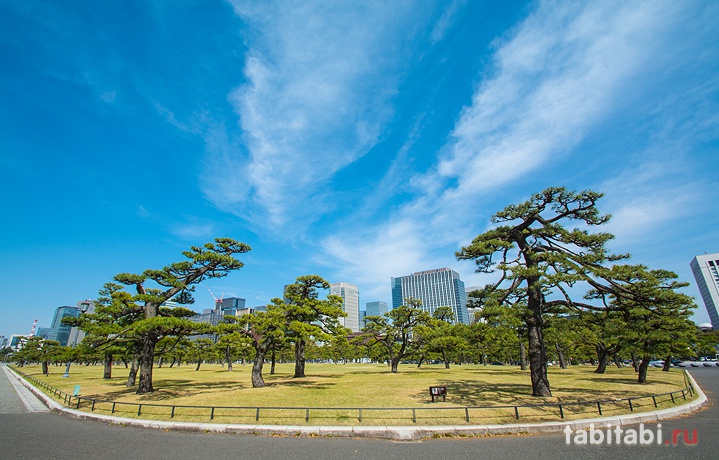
left=1, top=0, right=718, bottom=337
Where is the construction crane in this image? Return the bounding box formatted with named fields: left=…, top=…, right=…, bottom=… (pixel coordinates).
left=207, top=287, right=224, bottom=311
left=28, top=319, right=38, bottom=337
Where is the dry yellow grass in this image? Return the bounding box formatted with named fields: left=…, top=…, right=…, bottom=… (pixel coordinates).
left=15, top=362, right=695, bottom=426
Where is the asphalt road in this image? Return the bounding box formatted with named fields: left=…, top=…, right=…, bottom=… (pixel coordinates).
left=1, top=365, right=717, bottom=460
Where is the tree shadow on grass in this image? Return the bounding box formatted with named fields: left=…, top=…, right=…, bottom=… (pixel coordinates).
left=410, top=379, right=613, bottom=407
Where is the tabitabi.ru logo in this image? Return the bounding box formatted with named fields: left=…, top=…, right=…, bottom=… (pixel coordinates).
left=564, top=423, right=697, bottom=446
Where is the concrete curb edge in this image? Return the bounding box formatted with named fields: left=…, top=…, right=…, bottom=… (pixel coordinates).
left=6, top=367, right=708, bottom=441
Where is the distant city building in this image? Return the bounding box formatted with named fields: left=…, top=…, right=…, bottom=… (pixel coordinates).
left=0, top=335, right=7, bottom=348
left=365, top=301, right=388, bottom=318
left=217, top=297, right=246, bottom=313
left=9, top=334, right=25, bottom=350
left=697, top=322, right=714, bottom=332
left=391, top=268, right=469, bottom=324
left=466, top=307, right=482, bottom=324
left=190, top=297, right=249, bottom=327
left=35, top=327, right=50, bottom=339
left=690, top=253, right=719, bottom=330
left=47, top=306, right=81, bottom=346
left=331, top=282, right=360, bottom=333
left=190, top=309, right=226, bottom=327
left=66, top=300, right=95, bottom=347
left=359, top=310, right=367, bottom=327
left=465, top=286, right=483, bottom=324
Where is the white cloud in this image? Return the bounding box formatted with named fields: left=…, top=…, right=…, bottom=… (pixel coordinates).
left=599, top=152, right=703, bottom=247
left=202, top=2, right=425, bottom=229
left=429, top=1, right=679, bottom=202
left=169, top=220, right=215, bottom=241
left=320, top=0, right=704, bottom=300
left=320, top=219, right=451, bottom=301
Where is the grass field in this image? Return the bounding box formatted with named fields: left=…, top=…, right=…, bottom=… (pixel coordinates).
left=16, top=362, right=695, bottom=426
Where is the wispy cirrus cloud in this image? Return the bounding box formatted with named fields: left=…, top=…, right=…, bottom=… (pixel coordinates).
left=321, top=0, right=714, bottom=296
left=201, top=2, right=429, bottom=230
left=426, top=1, right=681, bottom=203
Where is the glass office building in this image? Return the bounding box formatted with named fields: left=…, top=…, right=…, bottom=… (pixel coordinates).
left=391, top=268, right=469, bottom=324
left=690, top=253, right=719, bottom=330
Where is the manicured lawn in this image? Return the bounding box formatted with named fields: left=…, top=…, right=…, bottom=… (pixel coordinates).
left=16, top=362, right=695, bottom=425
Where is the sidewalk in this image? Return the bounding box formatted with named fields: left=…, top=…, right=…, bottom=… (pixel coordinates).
left=1, top=364, right=50, bottom=413
left=3, top=365, right=708, bottom=440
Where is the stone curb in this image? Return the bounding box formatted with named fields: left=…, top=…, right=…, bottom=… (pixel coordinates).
left=6, top=367, right=708, bottom=441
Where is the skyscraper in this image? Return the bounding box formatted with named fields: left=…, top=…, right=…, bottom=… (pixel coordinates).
left=330, top=282, right=360, bottom=333
left=365, top=301, right=388, bottom=317
left=690, top=253, right=719, bottom=330
left=66, top=300, right=95, bottom=347
left=391, top=268, right=469, bottom=324
left=47, top=306, right=80, bottom=346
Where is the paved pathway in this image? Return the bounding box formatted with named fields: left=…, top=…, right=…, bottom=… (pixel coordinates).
left=0, top=364, right=49, bottom=413
left=1, top=364, right=717, bottom=459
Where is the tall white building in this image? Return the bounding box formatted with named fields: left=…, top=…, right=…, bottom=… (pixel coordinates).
left=331, top=282, right=360, bottom=333
left=690, top=253, right=719, bottom=330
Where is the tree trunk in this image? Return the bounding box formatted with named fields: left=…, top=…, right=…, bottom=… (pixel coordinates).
left=390, top=356, right=400, bottom=373
left=136, top=336, right=157, bottom=394
left=519, top=342, right=527, bottom=370
left=226, top=346, right=233, bottom=372
left=613, top=354, right=623, bottom=369
left=41, top=361, right=49, bottom=376
left=103, top=353, right=113, bottom=379
left=417, top=354, right=425, bottom=368
left=126, top=356, right=139, bottom=387
left=157, top=356, right=163, bottom=368
left=662, top=355, right=672, bottom=372
left=638, top=355, right=651, bottom=383
left=527, top=316, right=551, bottom=396
left=293, top=339, right=306, bottom=378
left=442, top=349, right=451, bottom=369
left=595, top=345, right=609, bottom=374
left=251, top=342, right=270, bottom=388
left=195, top=359, right=202, bottom=371
left=556, top=343, right=567, bottom=369
left=631, top=351, right=640, bottom=372
left=270, top=345, right=276, bottom=375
